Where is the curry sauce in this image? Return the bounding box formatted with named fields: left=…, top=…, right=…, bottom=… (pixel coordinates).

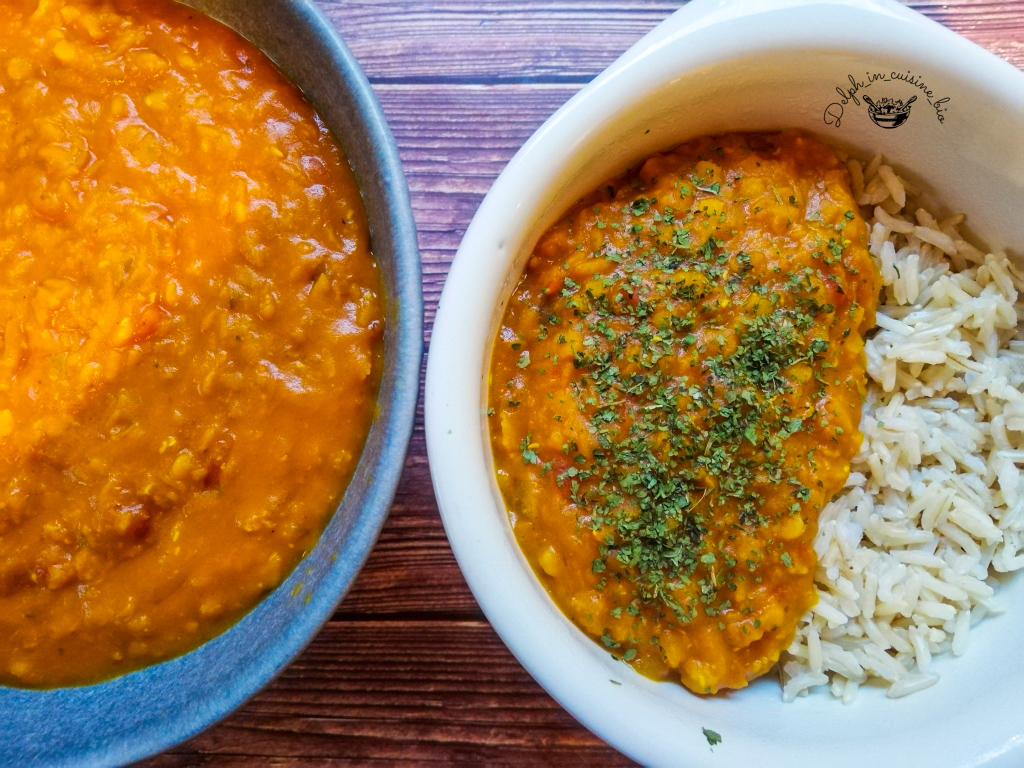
left=490, top=132, right=880, bottom=693
left=0, top=0, right=382, bottom=686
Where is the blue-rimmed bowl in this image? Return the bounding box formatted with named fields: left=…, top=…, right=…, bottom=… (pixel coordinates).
left=2, top=1, right=422, bottom=765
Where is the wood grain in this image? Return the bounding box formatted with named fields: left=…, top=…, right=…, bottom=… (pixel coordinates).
left=381, top=84, right=581, bottom=333
left=149, top=1, right=1023, bottom=765
left=320, top=1, right=680, bottom=83
left=321, top=1, right=1024, bottom=75
left=918, top=0, right=1024, bottom=68
left=148, top=622, right=635, bottom=766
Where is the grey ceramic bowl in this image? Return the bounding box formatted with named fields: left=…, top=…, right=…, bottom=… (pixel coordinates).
left=2, top=2, right=422, bottom=765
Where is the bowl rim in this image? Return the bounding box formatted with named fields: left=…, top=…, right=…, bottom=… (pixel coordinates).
left=425, top=0, right=1024, bottom=765
left=1, top=1, right=422, bottom=765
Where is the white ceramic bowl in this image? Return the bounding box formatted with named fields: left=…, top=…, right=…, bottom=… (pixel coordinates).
left=426, top=1, right=1024, bottom=765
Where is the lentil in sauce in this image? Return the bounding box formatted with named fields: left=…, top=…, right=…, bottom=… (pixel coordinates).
left=0, top=0, right=383, bottom=686
left=490, top=132, right=880, bottom=693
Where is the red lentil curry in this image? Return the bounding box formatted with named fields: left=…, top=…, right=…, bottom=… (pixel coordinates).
left=490, top=132, right=880, bottom=694
left=0, top=0, right=383, bottom=686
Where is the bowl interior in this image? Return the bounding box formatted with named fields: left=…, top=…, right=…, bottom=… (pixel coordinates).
left=429, top=2, right=1024, bottom=766
left=2, top=2, right=421, bottom=766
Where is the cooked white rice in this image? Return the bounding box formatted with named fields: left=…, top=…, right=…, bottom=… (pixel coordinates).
left=781, top=155, right=1024, bottom=702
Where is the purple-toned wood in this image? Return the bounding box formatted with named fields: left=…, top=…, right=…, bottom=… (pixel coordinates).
left=149, top=1, right=1023, bottom=764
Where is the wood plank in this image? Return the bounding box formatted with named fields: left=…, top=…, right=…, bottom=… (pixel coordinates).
left=317, top=1, right=1024, bottom=77
left=383, top=84, right=581, bottom=333
left=324, top=86, right=573, bottom=614
left=321, top=1, right=677, bottom=82
left=918, top=0, right=1024, bottom=68
left=148, top=621, right=638, bottom=766
left=336, top=452, right=483, bottom=617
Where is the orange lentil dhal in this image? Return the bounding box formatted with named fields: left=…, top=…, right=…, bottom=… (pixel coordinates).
left=0, top=0, right=383, bottom=686
left=490, top=132, right=880, bottom=694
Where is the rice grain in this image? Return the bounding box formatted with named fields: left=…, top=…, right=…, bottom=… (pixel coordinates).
left=782, top=157, right=1024, bottom=701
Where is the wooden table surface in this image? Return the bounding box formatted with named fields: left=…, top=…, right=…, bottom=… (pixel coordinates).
left=146, top=2, right=1024, bottom=765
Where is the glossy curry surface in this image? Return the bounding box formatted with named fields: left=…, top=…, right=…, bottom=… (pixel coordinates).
left=490, top=132, right=879, bottom=693
left=0, top=0, right=383, bottom=686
